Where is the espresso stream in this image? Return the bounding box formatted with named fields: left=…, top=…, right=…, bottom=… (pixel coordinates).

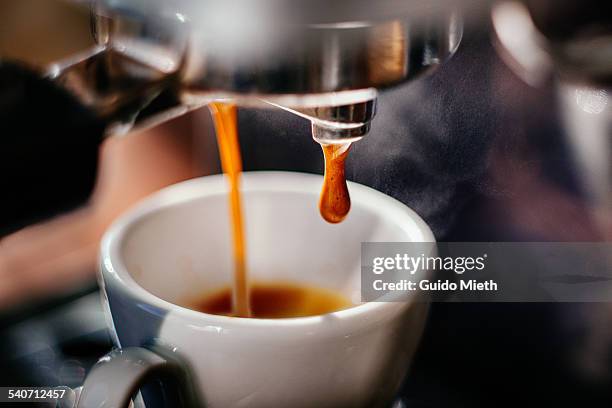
left=209, top=102, right=250, bottom=317
left=209, top=102, right=352, bottom=317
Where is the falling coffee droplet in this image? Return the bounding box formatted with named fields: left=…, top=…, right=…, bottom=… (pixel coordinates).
left=319, top=143, right=352, bottom=224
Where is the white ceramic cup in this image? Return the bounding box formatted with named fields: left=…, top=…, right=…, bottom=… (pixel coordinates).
left=80, top=171, right=435, bottom=408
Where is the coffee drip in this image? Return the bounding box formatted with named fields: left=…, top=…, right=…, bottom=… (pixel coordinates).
left=319, top=143, right=352, bottom=224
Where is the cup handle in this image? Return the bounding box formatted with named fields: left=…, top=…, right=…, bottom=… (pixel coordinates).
left=77, top=346, right=200, bottom=408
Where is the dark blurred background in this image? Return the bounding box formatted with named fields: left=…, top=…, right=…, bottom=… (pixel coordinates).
left=1, top=0, right=612, bottom=407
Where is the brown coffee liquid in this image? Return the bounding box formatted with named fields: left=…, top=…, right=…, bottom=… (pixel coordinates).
left=209, top=102, right=251, bottom=317
left=319, top=143, right=352, bottom=224
left=209, top=103, right=354, bottom=317
left=192, top=281, right=353, bottom=318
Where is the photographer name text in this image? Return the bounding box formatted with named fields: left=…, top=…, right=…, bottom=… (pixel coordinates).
left=373, top=279, right=498, bottom=292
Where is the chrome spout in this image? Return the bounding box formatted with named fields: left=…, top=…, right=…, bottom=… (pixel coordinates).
left=268, top=96, right=377, bottom=144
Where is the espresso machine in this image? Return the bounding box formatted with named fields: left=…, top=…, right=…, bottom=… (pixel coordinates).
left=1, top=0, right=467, bottom=235
left=51, top=0, right=464, bottom=141
left=7, top=0, right=609, bottom=235
left=1, top=0, right=612, bottom=406
left=1, top=0, right=609, bottom=231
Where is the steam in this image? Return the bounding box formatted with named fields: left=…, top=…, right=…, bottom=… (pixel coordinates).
left=347, top=38, right=497, bottom=238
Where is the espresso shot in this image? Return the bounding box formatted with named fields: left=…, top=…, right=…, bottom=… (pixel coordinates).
left=1, top=1, right=611, bottom=408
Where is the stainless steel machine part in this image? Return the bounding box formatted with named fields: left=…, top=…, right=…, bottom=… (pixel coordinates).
left=47, top=0, right=464, bottom=140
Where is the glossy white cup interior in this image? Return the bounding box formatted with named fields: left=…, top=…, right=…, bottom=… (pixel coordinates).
left=109, top=171, right=433, bottom=314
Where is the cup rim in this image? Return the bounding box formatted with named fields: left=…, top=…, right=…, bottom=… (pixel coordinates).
left=100, top=171, right=435, bottom=329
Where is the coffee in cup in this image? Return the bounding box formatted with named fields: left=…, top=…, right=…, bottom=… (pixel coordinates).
left=188, top=281, right=353, bottom=318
